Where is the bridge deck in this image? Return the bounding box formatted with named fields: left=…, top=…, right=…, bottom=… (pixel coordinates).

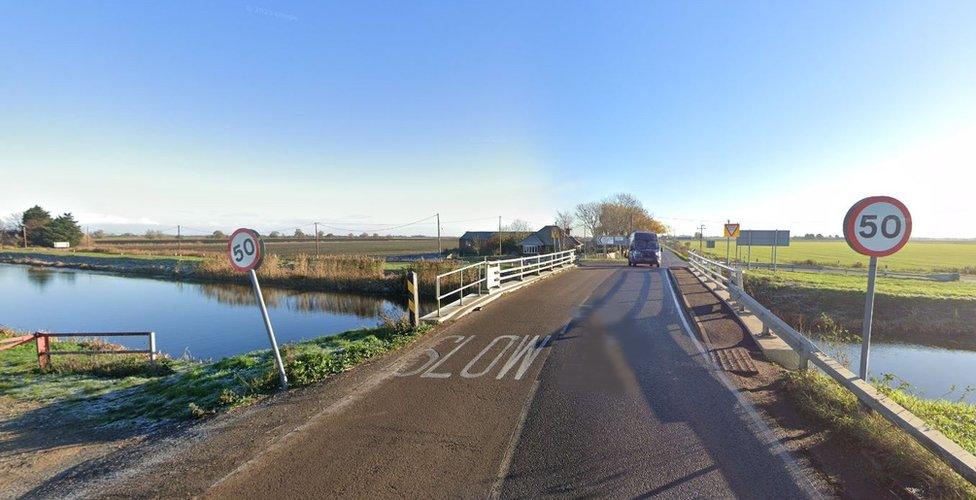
left=201, top=253, right=816, bottom=498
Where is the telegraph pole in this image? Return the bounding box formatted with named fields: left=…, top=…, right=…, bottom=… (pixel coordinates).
left=314, top=222, right=320, bottom=256
left=498, top=216, right=502, bottom=256
left=23, top=226, right=27, bottom=248
left=436, top=213, right=441, bottom=255
left=697, top=224, right=706, bottom=253
left=177, top=225, right=181, bottom=256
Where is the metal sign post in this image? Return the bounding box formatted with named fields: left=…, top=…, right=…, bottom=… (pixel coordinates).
left=859, top=256, right=878, bottom=379
left=249, top=269, right=288, bottom=389
left=772, top=230, right=778, bottom=271
left=723, top=223, right=740, bottom=265
left=843, top=196, right=912, bottom=380
left=228, top=228, right=288, bottom=389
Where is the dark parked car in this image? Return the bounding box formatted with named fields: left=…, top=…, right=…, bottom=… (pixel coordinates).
left=628, top=231, right=662, bottom=267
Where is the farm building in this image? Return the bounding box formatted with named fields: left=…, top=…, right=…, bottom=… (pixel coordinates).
left=518, top=226, right=581, bottom=255
left=458, top=231, right=498, bottom=255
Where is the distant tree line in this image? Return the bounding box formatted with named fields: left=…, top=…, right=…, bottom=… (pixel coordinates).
left=1, top=205, right=84, bottom=247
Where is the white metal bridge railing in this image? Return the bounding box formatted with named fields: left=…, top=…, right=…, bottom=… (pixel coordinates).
left=687, top=250, right=743, bottom=289
left=434, top=249, right=577, bottom=317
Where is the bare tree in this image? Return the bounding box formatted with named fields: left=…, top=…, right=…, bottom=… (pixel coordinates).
left=505, top=219, right=531, bottom=232
left=577, top=193, right=667, bottom=237
left=555, top=211, right=574, bottom=232
left=575, top=202, right=600, bottom=238
left=2, top=212, right=23, bottom=247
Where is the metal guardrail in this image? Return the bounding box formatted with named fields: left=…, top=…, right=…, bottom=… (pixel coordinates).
left=687, top=250, right=742, bottom=289
left=685, top=254, right=976, bottom=484
left=434, top=249, right=576, bottom=317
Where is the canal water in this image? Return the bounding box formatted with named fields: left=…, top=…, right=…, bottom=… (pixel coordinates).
left=813, top=339, right=976, bottom=404
left=0, top=264, right=407, bottom=360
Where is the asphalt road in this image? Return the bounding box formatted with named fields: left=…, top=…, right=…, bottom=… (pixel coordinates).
left=207, top=253, right=815, bottom=498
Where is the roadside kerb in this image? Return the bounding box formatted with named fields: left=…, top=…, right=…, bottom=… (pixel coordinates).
left=684, top=250, right=976, bottom=485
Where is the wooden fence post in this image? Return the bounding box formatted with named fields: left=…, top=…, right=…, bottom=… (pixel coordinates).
left=36, top=334, right=50, bottom=370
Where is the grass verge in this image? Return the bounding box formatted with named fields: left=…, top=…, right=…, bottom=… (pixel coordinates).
left=745, top=273, right=976, bottom=351
left=748, top=269, right=976, bottom=300
left=875, top=375, right=976, bottom=456
left=1, top=318, right=431, bottom=424
left=784, top=370, right=976, bottom=497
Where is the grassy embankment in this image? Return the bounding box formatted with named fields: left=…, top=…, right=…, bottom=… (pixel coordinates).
left=0, top=246, right=205, bottom=261
left=742, top=271, right=976, bottom=494
left=1, top=248, right=470, bottom=299
left=196, top=253, right=470, bottom=298
left=686, top=239, right=976, bottom=274
left=673, top=246, right=976, bottom=492
left=784, top=370, right=976, bottom=497
left=745, top=270, right=976, bottom=350
left=0, top=320, right=430, bottom=423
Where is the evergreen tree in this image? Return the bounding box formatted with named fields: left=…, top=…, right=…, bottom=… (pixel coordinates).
left=22, top=205, right=52, bottom=246
left=41, top=213, right=84, bottom=246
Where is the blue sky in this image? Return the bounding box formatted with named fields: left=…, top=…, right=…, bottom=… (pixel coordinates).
left=2, top=1, right=974, bottom=237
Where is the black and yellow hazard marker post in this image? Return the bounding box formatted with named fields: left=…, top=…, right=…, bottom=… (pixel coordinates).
left=406, top=271, right=420, bottom=326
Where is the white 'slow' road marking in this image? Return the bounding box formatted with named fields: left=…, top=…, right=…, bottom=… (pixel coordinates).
left=395, top=334, right=551, bottom=380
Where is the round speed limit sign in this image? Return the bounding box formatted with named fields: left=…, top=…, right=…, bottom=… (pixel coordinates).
left=843, top=196, right=912, bottom=257
left=227, top=228, right=265, bottom=272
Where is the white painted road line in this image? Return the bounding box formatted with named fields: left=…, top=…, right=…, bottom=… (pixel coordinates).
left=662, top=267, right=823, bottom=499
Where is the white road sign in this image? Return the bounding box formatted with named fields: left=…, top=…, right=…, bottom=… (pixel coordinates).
left=842, top=195, right=912, bottom=381
left=843, top=196, right=912, bottom=257
left=228, top=228, right=264, bottom=272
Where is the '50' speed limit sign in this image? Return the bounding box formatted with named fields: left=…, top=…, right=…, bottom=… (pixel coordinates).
left=228, top=228, right=265, bottom=272
left=843, top=196, right=912, bottom=257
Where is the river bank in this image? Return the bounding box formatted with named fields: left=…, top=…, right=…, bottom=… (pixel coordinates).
left=745, top=272, right=976, bottom=352
left=0, top=251, right=460, bottom=298
left=1, top=321, right=429, bottom=424
left=0, top=320, right=432, bottom=497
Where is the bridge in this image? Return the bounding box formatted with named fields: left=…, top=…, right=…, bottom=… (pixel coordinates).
left=77, top=251, right=830, bottom=498
left=67, top=249, right=975, bottom=498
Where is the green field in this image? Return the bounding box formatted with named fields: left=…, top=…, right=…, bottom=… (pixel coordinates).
left=683, top=239, right=976, bottom=274
left=748, top=269, right=976, bottom=300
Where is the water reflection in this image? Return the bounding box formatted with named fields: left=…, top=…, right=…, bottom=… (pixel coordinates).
left=25, top=267, right=80, bottom=290
left=25, top=268, right=54, bottom=288
left=196, top=282, right=394, bottom=318
left=0, top=263, right=409, bottom=359
left=813, top=337, right=976, bottom=404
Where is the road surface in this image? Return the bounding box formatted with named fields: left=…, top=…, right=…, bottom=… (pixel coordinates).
left=206, top=254, right=815, bottom=498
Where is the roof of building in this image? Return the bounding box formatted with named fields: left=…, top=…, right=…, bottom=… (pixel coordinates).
left=518, top=225, right=581, bottom=247
left=459, top=231, right=498, bottom=240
